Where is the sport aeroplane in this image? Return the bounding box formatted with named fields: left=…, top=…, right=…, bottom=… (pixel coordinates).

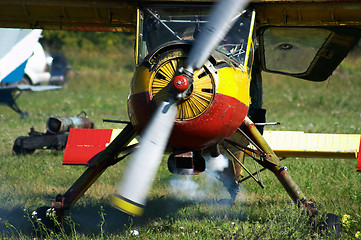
left=0, top=28, right=61, bottom=117
left=1, top=0, right=360, bottom=234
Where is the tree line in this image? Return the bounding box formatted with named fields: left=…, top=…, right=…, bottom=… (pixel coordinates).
left=41, top=30, right=134, bottom=52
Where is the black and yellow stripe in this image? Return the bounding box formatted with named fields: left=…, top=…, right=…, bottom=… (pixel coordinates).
left=111, top=194, right=144, bottom=216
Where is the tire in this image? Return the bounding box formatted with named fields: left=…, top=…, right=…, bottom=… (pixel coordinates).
left=325, top=213, right=341, bottom=237
left=319, top=213, right=341, bottom=238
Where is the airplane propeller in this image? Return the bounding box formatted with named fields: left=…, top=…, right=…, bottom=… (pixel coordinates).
left=112, top=0, right=249, bottom=216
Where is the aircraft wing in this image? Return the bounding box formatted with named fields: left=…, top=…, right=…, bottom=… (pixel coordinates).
left=262, top=131, right=361, bottom=171
left=0, top=85, right=61, bottom=94
left=0, top=1, right=359, bottom=83
left=0, top=1, right=361, bottom=32
left=14, top=84, right=62, bottom=92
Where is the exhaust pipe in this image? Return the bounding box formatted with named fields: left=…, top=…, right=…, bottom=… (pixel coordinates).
left=46, top=117, right=94, bottom=134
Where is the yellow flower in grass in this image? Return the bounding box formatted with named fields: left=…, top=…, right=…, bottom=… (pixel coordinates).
left=355, top=231, right=361, bottom=239
left=342, top=214, right=351, bottom=229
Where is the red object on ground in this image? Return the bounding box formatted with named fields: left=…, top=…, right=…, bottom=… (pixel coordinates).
left=357, top=138, right=361, bottom=171
left=63, top=128, right=113, bottom=165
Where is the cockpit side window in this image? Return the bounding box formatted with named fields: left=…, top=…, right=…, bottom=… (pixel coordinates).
left=217, top=10, right=253, bottom=67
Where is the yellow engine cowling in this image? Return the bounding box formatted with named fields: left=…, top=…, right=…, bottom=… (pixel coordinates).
left=128, top=42, right=250, bottom=150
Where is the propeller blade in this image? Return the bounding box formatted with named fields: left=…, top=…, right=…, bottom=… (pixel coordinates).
left=186, top=0, right=248, bottom=72
left=113, top=0, right=248, bottom=216
left=112, top=99, right=177, bottom=216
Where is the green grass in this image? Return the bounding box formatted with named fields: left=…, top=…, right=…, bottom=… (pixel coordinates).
left=0, top=43, right=360, bottom=239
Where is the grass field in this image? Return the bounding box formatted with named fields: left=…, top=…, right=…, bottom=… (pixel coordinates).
left=0, top=40, right=360, bottom=239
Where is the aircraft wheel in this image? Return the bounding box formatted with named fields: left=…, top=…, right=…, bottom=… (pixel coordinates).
left=325, top=213, right=341, bottom=237
left=319, top=213, right=341, bottom=238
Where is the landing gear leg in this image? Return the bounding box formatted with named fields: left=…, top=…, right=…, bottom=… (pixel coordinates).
left=49, top=124, right=136, bottom=224
left=238, top=117, right=341, bottom=236
left=240, top=116, right=317, bottom=213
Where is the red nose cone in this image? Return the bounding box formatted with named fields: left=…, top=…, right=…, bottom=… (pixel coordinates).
left=172, top=75, right=189, bottom=92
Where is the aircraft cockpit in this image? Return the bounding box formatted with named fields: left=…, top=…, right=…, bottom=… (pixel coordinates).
left=136, top=5, right=256, bottom=72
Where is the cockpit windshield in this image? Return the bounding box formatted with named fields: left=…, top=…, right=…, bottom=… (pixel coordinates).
left=137, top=5, right=254, bottom=67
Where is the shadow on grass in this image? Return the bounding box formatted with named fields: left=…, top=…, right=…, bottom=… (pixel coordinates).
left=0, top=195, right=249, bottom=237
left=0, top=206, right=35, bottom=236
left=65, top=196, right=249, bottom=235
left=1, top=194, right=338, bottom=239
